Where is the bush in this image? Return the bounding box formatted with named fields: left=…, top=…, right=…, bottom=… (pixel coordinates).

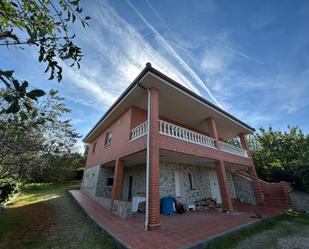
left=73, top=168, right=84, bottom=181
left=298, top=165, right=309, bottom=192
left=0, top=179, right=19, bottom=205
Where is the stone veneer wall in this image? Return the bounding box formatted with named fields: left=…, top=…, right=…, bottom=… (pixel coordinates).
left=160, top=162, right=212, bottom=204
left=96, top=166, right=114, bottom=198
left=232, top=173, right=256, bottom=204
left=82, top=163, right=255, bottom=217
left=122, top=164, right=146, bottom=200
left=82, top=166, right=133, bottom=217
left=226, top=170, right=236, bottom=199
left=81, top=165, right=101, bottom=197
left=82, top=165, right=114, bottom=209
left=112, top=200, right=133, bottom=218
left=122, top=162, right=213, bottom=205
left=289, top=191, right=309, bottom=212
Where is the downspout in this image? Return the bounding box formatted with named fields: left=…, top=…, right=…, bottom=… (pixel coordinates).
left=145, top=89, right=150, bottom=231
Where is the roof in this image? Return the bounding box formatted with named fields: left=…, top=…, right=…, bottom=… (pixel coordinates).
left=83, top=63, right=255, bottom=142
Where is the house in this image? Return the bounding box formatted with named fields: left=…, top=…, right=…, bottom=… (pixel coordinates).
left=81, top=63, right=290, bottom=231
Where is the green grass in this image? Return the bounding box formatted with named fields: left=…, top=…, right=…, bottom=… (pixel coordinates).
left=2, top=182, right=309, bottom=249
left=0, top=181, right=116, bottom=249
left=206, top=211, right=309, bottom=249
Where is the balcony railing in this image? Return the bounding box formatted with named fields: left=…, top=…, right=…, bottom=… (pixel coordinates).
left=159, top=120, right=216, bottom=149
left=218, top=141, right=248, bottom=158
left=130, top=121, right=148, bottom=141
left=129, top=120, right=248, bottom=158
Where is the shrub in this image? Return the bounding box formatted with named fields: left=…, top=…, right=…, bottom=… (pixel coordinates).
left=298, top=165, right=309, bottom=192
left=0, top=179, right=19, bottom=205
left=73, top=168, right=84, bottom=180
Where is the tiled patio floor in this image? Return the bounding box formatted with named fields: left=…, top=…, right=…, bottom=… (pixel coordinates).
left=69, top=190, right=286, bottom=249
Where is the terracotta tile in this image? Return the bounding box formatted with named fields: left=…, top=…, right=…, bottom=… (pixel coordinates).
left=69, top=190, right=284, bottom=249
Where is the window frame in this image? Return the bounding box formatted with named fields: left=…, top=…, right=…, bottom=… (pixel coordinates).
left=92, top=142, right=97, bottom=154
left=188, top=173, right=195, bottom=191
left=104, top=131, right=112, bottom=146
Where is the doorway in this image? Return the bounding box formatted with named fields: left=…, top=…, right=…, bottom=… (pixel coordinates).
left=209, top=170, right=222, bottom=204
left=127, top=176, right=133, bottom=201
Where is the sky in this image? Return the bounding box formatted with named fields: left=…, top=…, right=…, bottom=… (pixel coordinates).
left=1, top=0, right=309, bottom=150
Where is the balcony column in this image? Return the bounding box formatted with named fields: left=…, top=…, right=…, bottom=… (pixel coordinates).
left=239, top=133, right=263, bottom=204
left=207, top=117, right=233, bottom=211
left=111, top=158, right=124, bottom=208
left=148, top=87, right=160, bottom=230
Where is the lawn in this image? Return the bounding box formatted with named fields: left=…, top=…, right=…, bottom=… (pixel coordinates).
left=1, top=183, right=309, bottom=249
left=207, top=211, right=309, bottom=249
left=0, top=181, right=116, bottom=249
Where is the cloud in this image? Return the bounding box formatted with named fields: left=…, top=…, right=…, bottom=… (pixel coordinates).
left=125, top=0, right=222, bottom=108
left=61, top=0, right=211, bottom=112
left=70, top=118, right=84, bottom=125
left=201, top=46, right=233, bottom=75
left=62, top=63, right=118, bottom=108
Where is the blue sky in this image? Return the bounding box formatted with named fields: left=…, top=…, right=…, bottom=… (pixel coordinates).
left=1, top=0, right=309, bottom=150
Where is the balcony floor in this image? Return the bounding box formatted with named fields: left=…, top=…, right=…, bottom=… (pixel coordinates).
left=69, top=190, right=286, bottom=249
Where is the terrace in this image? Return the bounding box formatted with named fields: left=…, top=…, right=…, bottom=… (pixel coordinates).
left=130, top=120, right=248, bottom=158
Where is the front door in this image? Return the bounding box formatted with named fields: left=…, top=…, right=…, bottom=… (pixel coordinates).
left=209, top=170, right=222, bottom=204
left=174, top=170, right=184, bottom=198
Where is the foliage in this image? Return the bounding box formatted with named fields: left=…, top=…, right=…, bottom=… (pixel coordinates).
left=0, top=182, right=116, bottom=249
left=29, top=153, right=85, bottom=183
left=0, top=89, right=84, bottom=183
left=74, top=167, right=84, bottom=181
left=0, top=0, right=89, bottom=116
left=251, top=126, right=309, bottom=191
left=298, top=165, right=309, bottom=192
left=0, top=179, right=19, bottom=205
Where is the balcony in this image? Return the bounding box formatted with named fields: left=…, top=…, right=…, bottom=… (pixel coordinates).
left=130, top=120, right=248, bottom=158
left=130, top=121, right=148, bottom=142
left=218, top=141, right=248, bottom=158
left=159, top=120, right=216, bottom=149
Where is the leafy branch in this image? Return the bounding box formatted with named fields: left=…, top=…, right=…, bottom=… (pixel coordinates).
left=0, top=0, right=90, bottom=116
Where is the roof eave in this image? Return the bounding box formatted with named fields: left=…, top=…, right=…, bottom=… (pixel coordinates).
left=83, top=63, right=255, bottom=143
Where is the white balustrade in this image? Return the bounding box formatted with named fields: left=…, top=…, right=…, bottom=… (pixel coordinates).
left=219, top=141, right=248, bottom=158
left=129, top=120, right=248, bottom=158
left=158, top=120, right=216, bottom=149
left=130, top=121, right=148, bottom=141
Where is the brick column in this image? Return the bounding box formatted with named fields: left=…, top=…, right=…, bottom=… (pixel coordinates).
left=207, top=117, right=233, bottom=211
left=148, top=87, right=160, bottom=230
left=239, top=133, right=263, bottom=204
left=111, top=158, right=124, bottom=208
left=215, top=161, right=234, bottom=210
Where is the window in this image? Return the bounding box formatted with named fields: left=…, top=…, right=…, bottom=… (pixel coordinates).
left=92, top=142, right=97, bottom=153
left=105, top=131, right=112, bottom=146
left=107, top=177, right=114, bottom=186
left=188, top=173, right=195, bottom=191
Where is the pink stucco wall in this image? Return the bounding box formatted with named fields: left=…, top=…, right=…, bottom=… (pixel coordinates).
left=85, top=105, right=252, bottom=168
left=85, top=107, right=147, bottom=168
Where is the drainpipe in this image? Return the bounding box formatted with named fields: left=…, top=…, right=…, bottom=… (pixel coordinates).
left=145, top=89, right=150, bottom=231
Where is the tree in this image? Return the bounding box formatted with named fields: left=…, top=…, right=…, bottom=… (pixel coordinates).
left=0, top=0, right=90, bottom=116
left=0, top=89, right=81, bottom=182
left=251, top=126, right=309, bottom=191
